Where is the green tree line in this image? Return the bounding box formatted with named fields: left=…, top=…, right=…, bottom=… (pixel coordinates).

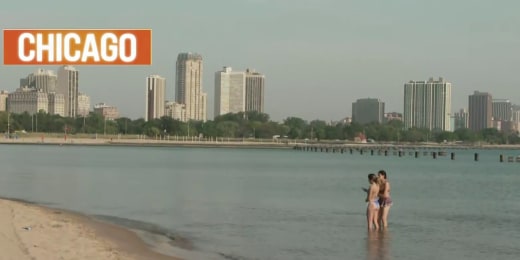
left=0, top=111, right=518, bottom=144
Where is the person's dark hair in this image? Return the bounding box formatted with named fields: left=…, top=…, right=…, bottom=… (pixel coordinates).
left=378, top=170, right=387, bottom=180
left=368, top=173, right=377, bottom=183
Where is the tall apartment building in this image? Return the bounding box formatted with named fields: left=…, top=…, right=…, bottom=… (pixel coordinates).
left=7, top=87, right=48, bottom=114
left=245, top=69, right=265, bottom=113
left=20, top=69, right=57, bottom=93
left=57, top=65, right=79, bottom=118
left=214, top=67, right=246, bottom=117
left=352, top=98, right=385, bottom=124
left=468, top=91, right=492, bottom=131
left=94, top=103, right=119, bottom=120
left=454, top=108, right=469, bottom=130
left=0, top=90, right=8, bottom=111
left=145, top=75, right=166, bottom=121
left=403, top=77, right=452, bottom=131
left=77, top=93, right=91, bottom=117
left=175, top=52, right=207, bottom=122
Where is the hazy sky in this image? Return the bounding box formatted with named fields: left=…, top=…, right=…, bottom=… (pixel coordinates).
left=1, top=0, right=519, bottom=121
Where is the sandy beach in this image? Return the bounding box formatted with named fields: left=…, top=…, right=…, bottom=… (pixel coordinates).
left=0, top=199, right=180, bottom=260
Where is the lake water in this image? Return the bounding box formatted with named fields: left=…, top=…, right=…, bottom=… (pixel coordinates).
left=0, top=144, right=519, bottom=260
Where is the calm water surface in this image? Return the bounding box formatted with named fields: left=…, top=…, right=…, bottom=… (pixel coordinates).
left=0, top=144, right=519, bottom=260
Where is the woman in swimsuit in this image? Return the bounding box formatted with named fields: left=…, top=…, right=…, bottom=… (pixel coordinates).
left=378, top=170, right=392, bottom=229
left=365, top=173, right=380, bottom=230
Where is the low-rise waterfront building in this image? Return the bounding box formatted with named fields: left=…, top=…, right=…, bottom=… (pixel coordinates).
left=94, top=103, right=119, bottom=120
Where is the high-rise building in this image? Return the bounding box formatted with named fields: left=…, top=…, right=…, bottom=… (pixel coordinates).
left=492, top=99, right=513, bottom=132
left=165, top=101, right=186, bottom=122
left=94, top=103, right=119, bottom=120
left=77, top=92, right=91, bottom=117
left=454, top=108, right=469, bottom=130
left=492, top=99, right=512, bottom=122
left=214, top=67, right=246, bottom=117
left=245, top=69, right=265, bottom=113
left=512, top=105, right=520, bottom=132
left=175, top=52, right=207, bottom=122
left=200, top=92, right=207, bottom=121
left=48, top=92, right=65, bottom=116
left=403, top=77, right=452, bottom=131
left=56, top=65, right=79, bottom=118
left=145, top=75, right=166, bottom=121
left=0, top=90, right=8, bottom=111
left=468, top=91, right=492, bottom=131
left=7, top=87, right=48, bottom=114
left=352, top=98, right=385, bottom=124
left=20, top=69, right=57, bottom=93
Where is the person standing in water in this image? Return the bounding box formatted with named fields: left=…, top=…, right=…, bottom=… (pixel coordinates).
left=365, top=173, right=380, bottom=230
left=378, top=170, right=392, bottom=229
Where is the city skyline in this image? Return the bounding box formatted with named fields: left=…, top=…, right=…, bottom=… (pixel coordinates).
left=1, top=1, right=520, bottom=121
left=2, top=67, right=520, bottom=124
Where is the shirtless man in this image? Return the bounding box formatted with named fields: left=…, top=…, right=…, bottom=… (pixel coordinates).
left=378, top=170, right=392, bottom=229
left=365, top=173, right=380, bottom=230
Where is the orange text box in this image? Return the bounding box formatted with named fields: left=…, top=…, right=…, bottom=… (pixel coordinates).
left=3, top=29, right=152, bottom=65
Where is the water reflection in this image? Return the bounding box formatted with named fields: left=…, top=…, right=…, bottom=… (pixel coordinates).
left=366, top=229, right=391, bottom=260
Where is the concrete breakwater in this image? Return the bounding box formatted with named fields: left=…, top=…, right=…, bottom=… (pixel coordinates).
left=0, top=137, right=294, bottom=149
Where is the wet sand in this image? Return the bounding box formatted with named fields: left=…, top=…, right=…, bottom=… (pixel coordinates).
left=0, top=198, right=180, bottom=260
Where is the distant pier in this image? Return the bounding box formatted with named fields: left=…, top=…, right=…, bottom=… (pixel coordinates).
left=293, top=143, right=520, bottom=163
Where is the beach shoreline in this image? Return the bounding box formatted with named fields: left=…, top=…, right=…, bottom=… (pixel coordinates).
left=0, top=198, right=181, bottom=260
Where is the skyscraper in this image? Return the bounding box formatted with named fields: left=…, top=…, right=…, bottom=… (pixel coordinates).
left=145, top=75, right=166, bottom=121
left=245, top=69, right=265, bottom=113
left=403, top=77, right=452, bottom=131
left=468, top=91, right=492, bottom=131
left=352, top=98, right=385, bottom=124
left=56, top=65, right=79, bottom=118
left=175, top=52, right=207, bottom=122
left=214, top=67, right=246, bottom=117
